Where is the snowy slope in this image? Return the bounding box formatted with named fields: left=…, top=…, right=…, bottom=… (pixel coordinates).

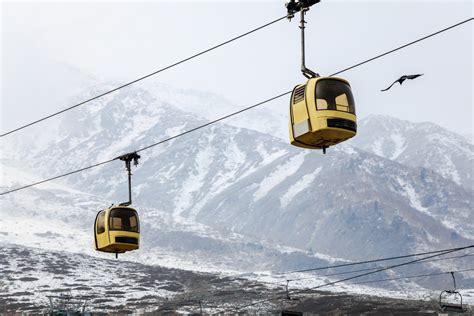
left=1, top=81, right=473, bottom=308
left=141, top=81, right=288, bottom=140
left=349, top=115, right=474, bottom=191
left=0, top=163, right=346, bottom=274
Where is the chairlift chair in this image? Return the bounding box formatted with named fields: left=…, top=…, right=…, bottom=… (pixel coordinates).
left=439, top=272, right=466, bottom=313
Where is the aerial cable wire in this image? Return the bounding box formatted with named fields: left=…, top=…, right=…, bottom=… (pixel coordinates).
left=293, top=252, right=474, bottom=280
left=353, top=267, right=474, bottom=286
left=280, top=246, right=474, bottom=275
left=0, top=158, right=117, bottom=195
left=223, top=245, right=474, bottom=312
left=330, top=17, right=473, bottom=76
left=0, top=92, right=289, bottom=196
left=292, top=246, right=474, bottom=295
left=1, top=18, right=472, bottom=196
left=249, top=252, right=474, bottom=286
left=166, top=249, right=474, bottom=311
left=206, top=251, right=474, bottom=303
left=198, top=267, right=474, bottom=313
left=0, top=15, right=288, bottom=138
left=1, top=17, right=471, bottom=138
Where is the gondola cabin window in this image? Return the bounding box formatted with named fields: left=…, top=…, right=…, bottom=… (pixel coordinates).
left=315, top=79, right=355, bottom=114
left=97, top=211, right=106, bottom=234
left=109, top=208, right=139, bottom=232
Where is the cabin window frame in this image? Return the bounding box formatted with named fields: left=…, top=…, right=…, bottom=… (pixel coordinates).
left=108, top=208, right=140, bottom=233
left=314, top=79, right=356, bottom=114
left=96, top=211, right=106, bottom=234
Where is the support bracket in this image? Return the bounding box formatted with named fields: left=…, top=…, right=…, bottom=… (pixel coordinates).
left=286, top=0, right=321, bottom=78
left=117, top=151, right=141, bottom=206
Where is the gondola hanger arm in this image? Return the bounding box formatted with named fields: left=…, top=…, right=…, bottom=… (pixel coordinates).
left=116, top=151, right=141, bottom=206
left=286, top=0, right=321, bottom=78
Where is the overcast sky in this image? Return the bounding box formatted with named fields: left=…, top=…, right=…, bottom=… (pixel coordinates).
left=1, top=0, right=472, bottom=137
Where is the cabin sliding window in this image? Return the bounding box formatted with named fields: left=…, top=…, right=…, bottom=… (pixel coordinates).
left=97, top=211, right=106, bottom=234
left=315, top=79, right=355, bottom=114
left=109, top=208, right=139, bottom=232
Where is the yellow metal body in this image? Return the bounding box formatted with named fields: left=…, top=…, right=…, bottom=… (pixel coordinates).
left=94, top=205, right=140, bottom=254
left=289, top=77, right=357, bottom=149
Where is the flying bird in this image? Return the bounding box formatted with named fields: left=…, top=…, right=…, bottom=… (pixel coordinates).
left=381, top=74, right=424, bottom=92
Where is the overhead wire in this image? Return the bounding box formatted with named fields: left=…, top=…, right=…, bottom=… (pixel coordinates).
left=0, top=15, right=288, bottom=138
left=330, top=17, right=472, bottom=76
left=248, top=252, right=474, bottom=286
left=0, top=92, right=290, bottom=196
left=292, top=246, right=474, bottom=296
left=1, top=18, right=472, bottom=196
left=281, top=246, right=474, bottom=275
left=353, top=267, right=474, bottom=286
left=163, top=248, right=474, bottom=312
left=2, top=13, right=472, bottom=313
left=1, top=17, right=471, bottom=139
left=296, top=252, right=474, bottom=280
left=214, top=266, right=474, bottom=313
left=222, top=244, right=474, bottom=312
left=202, top=251, right=474, bottom=308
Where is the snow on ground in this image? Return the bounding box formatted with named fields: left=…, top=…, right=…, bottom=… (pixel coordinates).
left=390, top=131, right=406, bottom=159
left=255, top=143, right=288, bottom=165
left=371, top=138, right=384, bottom=157
left=173, top=144, right=213, bottom=218
left=0, top=164, right=87, bottom=195
left=396, top=177, right=428, bottom=214
left=280, top=167, right=322, bottom=208
left=253, top=152, right=306, bottom=201
left=246, top=271, right=474, bottom=306
left=435, top=153, right=462, bottom=186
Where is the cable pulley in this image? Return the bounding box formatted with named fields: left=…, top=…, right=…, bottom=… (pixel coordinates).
left=286, top=0, right=320, bottom=19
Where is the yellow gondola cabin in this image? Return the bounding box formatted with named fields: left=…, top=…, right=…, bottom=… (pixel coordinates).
left=289, top=77, right=357, bottom=152
left=94, top=205, right=140, bottom=255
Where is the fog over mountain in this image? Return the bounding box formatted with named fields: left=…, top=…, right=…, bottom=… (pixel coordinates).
left=1, top=81, right=473, bottom=312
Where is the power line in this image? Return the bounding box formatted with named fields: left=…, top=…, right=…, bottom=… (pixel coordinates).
left=281, top=246, right=474, bottom=275
left=0, top=158, right=117, bottom=195
left=308, top=252, right=474, bottom=279
left=163, top=248, right=474, bottom=312
left=330, top=17, right=473, bottom=76
left=1, top=18, right=472, bottom=196
left=224, top=245, right=474, bottom=312
left=0, top=92, right=289, bottom=196
left=135, top=92, right=291, bottom=153
left=295, top=246, right=473, bottom=295
left=254, top=252, right=474, bottom=285
left=215, top=266, right=474, bottom=314
left=1, top=17, right=471, bottom=140
left=0, top=15, right=288, bottom=138
left=353, top=267, right=474, bottom=286
left=213, top=251, right=474, bottom=302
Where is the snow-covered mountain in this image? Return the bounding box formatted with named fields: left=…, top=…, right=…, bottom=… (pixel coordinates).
left=1, top=81, right=473, bottom=311
left=349, top=115, right=474, bottom=191
left=141, top=81, right=288, bottom=141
